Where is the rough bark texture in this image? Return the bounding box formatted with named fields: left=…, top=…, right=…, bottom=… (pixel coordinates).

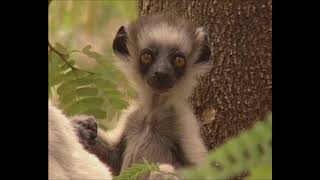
left=139, top=0, right=272, bottom=152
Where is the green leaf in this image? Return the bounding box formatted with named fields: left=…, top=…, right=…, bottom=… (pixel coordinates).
left=49, top=53, right=66, bottom=86
left=59, top=92, right=77, bottom=107
left=77, top=97, right=104, bottom=106
left=61, top=70, right=79, bottom=81
left=64, top=101, right=88, bottom=116
left=81, top=45, right=114, bottom=69
left=70, top=77, right=94, bottom=87
left=110, top=98, right=128, bottom=110
left=103, top=89, right=122, bottom=97
left=48, top=85, right=52, bottom=97
left=94, top=78, right=117, bottom=89
left=59, top=59, right=75, bottom=71
left=247, top=163, right=272, bottom=180
left=50, top=44, right=131, bottom=135
left=82, top=108, right=107, bottom=119
left=114, top=159, right=180, bottom=180
left=82, top=45, right=103, bottom=60
left=52, top=73, right=65, bottom=86
left=57, top=81, right=76, bottom=96
left=181, top=113, right=272, bottom=180
left=50, top=51, right=64, bottom=65
left=114, top=163, right=155, bottom=180
left=56, top=76, right=93, bottom=96
left=64, top=97, right=104, bottom=116
left=76, top=87, right=98, bottom=97
left=125, top=88, right=137, bottom=98
left=54, top=42, right=69, bottom=55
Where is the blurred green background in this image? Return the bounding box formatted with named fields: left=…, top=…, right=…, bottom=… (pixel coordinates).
left=49, top=0, right=138, bottom=130
left=49, top=0, right=137, bottom=54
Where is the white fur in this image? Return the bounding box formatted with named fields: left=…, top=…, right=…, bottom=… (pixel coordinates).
left=137, top=22, right=193, bottom=53
left=173, top=100, right=208, bottom=165
left=48, top=100, right=112, bottom=180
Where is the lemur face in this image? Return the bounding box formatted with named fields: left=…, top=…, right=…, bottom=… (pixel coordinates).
left=138, top=45, right=186, bottom=93
left=112, top=14, right=211, bottom=94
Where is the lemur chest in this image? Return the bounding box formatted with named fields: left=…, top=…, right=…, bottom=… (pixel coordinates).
left=121, top=106, right=187, bottom=168
left=126, top=106, right=180, bottom=139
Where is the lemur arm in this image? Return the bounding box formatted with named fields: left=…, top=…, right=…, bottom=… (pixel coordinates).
left=87, top=131, right=124, bottom=176
left=72, top=116, right=127, bottom=175
left=177, top=106, right=209, bottom=167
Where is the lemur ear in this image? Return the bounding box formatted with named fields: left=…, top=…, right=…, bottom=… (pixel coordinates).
left=194, top=27, right=211, bottom=64
left=112, top=26, right=129, bottom=58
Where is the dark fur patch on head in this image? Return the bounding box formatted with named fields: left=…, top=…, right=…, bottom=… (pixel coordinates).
left=127, top=14, right=201, bottom=58
left=113, top=26, right=129, bottom=58
left=195, top=36, right=211, bottom=64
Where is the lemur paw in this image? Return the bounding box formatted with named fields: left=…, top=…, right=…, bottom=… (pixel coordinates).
left=72, top=115, right=98, bottom=147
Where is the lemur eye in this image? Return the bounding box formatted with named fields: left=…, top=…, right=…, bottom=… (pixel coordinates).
left=174, top=56, right=185, bottom=67
left=140, top=49, right=153, bottom=65
left=141, top=53, right=152, bottom=64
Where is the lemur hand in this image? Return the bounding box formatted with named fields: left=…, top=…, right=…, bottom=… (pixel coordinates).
left=72, top=115, right=98, bottom=148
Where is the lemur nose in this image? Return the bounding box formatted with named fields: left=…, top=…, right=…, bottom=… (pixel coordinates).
left=153, top=71, right=169, bottom=81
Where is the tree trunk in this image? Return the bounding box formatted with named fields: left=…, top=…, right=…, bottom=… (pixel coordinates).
left=139, top=0, right=272, bottom=151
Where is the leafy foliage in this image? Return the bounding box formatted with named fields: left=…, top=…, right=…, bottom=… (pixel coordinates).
left=114, top=159, right=179, bottom=180
left=49, top=0, right=138, bottom=129
left=181, top=113, right=272, bottom=180
left=115, top=114, right=272, bottom=180
left=114, top=161, right=159, bottom=180
left=49, top=43, right=135, bottom=129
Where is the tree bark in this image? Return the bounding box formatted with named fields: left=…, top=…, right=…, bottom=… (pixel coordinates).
left=139, top=0, right=272, bottom=151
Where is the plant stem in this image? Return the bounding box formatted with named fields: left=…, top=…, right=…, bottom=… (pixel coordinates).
left=48, top=41, right=94, bottom=75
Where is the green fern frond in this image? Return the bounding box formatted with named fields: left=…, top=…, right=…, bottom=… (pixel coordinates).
left=180, top=113, right=272, bottom=180
left=48, top=43, right=133, bottom=124
left=114, top=162, right=160, bottom=180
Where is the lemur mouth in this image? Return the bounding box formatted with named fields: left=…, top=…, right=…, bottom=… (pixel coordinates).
left=147, top=79, right=174, bottom=94
left=150, top=87, right=172, bottom=94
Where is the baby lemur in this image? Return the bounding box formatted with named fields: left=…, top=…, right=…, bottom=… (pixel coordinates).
left=74, top=14, right=212, bottom=178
